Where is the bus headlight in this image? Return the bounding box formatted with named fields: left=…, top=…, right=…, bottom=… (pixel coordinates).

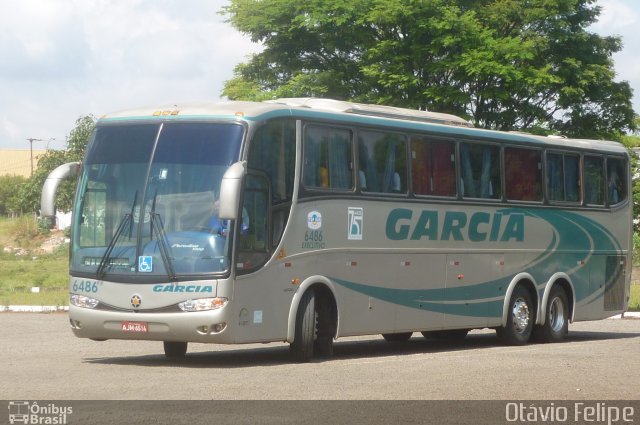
left=70, top=294, right=99, bottom=309
left=179, top=297, right=228, bottom=312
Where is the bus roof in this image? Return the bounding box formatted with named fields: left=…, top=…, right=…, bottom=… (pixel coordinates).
left=98, top=98, right=627, bottom=155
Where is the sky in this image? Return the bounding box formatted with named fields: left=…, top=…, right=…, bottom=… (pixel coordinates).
left=0, top=0, right=638, bottom=151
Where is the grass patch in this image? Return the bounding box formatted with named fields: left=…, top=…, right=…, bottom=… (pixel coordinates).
left=0, top=215, right=50, bottom=251
left=629, top=284, right=640, bottom=312
left=0, top=289, right=68, bottom=307
left=0, top=259, right=69, bottom=305
left=0, top=217, right=70, bottom=306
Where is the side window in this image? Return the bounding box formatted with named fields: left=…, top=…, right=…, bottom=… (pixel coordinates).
left=505, top=147, right=542, bottom=202
left=247, top=119, right=296, bottom=203
left=303, top=125, right=353, bottom=190
left=247, top=119, right=296, bottom=248
left=411, top=137, right=456, bottom=197
left=584, top=155, right=605, bottom=206
left=80, top=181, right=107, bottom=247
left=236, top=174, right=270, bottom=273
left=359, top=130, right=407, bottom=194
left=547, top=152, right=580, bottom=203
left=607, top=157, right=627, bottom=205
left=460, top=142, right=501, bottom=199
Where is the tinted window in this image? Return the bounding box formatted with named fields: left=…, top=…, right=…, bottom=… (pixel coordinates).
left=411, top=137, right=456, bottom=197
left=303, top=126, right=353, bottom=190
left=584, top=155, right=604, bottom=205
left=547, top=152, right=580, bottom=203
left=359, top=130, right=407, bottom=193
left=248, top=119, right=296, bottom=203
left=505, top=147, right=542, bottom=201
left=607, top=157, right=627, bottom=205
left=153, top=122, right=242, bottom=167
left=460, top=143, right=501, bottom=199
left=85, top=123, right=159, bottom=165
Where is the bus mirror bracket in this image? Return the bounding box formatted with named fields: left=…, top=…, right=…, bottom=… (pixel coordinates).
left=40, top=161, right=81, bottom=221
left=219, top=161, right=247, bottom=220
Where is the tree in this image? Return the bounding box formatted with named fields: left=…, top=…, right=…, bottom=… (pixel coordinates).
left=222, top=0, right=635, bottom=139
left=0, top=175, right=27, bottom=216
left=17, top=115, right=95, bottom=214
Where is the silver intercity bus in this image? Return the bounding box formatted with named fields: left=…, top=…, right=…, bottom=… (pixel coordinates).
left=42, top=98, right=632, bottom=361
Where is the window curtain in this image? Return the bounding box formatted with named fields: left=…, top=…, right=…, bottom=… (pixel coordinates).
left=431, top=143, right=453, bottom=196
left=304, top=136, right=320, bottom=187
left=480, top=147, right=493, bottom=198
left=461, top=144, right=476, bottom=197
left=564, top=156, right=579, bottom=202
left=329, top=133, right=351, bottom=189
left=382, top=139, right=398, bottom=192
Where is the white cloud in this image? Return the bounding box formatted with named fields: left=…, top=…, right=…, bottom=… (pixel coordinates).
left=0, top=0, right=261, bottom=149
left=591, top=0, right=640, bottom=114
left=0, top=1, right=88, bottom=80
left=0, top=0, right=637, bottom=151
left=592, top=0, right=638, bottom=32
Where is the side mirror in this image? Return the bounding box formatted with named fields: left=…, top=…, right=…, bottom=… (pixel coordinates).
left=218, top=161, right=247, bottom=220
left=40, top=162, right=81, bottom=219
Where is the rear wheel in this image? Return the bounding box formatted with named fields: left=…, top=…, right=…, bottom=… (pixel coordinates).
left=382, top=332, right=412, bottom=342
left=290, top=289, right=316, bottom=362
left=532, top=286, right=569, bottom=342
left=497, top=285, right=534, bottom=345
left=163, top=341, right=187, bottom=360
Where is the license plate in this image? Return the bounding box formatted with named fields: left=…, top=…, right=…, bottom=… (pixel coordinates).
left=121, top=321, right=148, bottom=332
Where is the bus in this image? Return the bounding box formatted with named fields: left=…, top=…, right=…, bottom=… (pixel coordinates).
left=41, top=98, right=632, bottom=362
left=8, top=401, right=29, bottom=424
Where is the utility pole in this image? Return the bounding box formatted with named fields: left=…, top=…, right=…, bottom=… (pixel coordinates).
left=26, top=138, right=43, bottom=176
left=26, top=137, right=54, bottom=176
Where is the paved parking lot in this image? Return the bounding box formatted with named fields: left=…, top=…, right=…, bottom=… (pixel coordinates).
left=2, top=313, right=639, bottom=400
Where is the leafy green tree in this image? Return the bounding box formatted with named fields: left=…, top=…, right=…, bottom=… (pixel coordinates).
left=18, top=115, right=95, bottom=214
left=0, top=175, right=27, bottom=216
left=222, top=0, right=635, bottom=138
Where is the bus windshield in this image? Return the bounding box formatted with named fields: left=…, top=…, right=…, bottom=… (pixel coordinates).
left=71, top=121, right=244, bottom=280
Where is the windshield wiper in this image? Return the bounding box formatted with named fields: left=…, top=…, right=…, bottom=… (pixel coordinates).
left=149, top=192, right=176, bottom=280
left=96, top=191, right=137, bottom=279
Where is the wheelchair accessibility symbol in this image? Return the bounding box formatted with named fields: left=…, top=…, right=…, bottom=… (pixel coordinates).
left=138, top=256, right=153, bottom=273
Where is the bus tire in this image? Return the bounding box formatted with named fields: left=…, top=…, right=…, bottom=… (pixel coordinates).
left=314, top=295, right=335, bottom=358
left=290, top=289, right=316, bottom=362
left=421, top=329, right=469, bottom=340
left=497, top=285, right=534, bottom=345
left=532, top=286, right=569, bottom=343
left=163, top=341, right=187, bottom=359
left=382, top=332, right=412, bottom=342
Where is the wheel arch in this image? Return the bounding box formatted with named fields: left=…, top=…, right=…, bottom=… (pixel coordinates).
left=501, top=273, right=539, bottom=327
left=538, top=273, right=576, bottom=326
left=286, top=275, right=339, bottom=343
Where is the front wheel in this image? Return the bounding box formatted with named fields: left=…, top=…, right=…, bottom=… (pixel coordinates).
left=497, top=286, right=534, bottom=345
left=163, top=341, right=187, bottom=360
left=314, top=295, right=335, bottom=358
left=532, top=286, right=569, bottom=343
left=290, top=290, right=316, bottom=362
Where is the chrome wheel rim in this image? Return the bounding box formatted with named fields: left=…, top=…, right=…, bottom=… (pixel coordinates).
left=512, top=298, right=530, bottom=334
left=549, top=296, right=566, bottom=333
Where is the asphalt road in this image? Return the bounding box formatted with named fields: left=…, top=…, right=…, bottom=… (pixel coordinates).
left=2, top=313, right=640, bottom=400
